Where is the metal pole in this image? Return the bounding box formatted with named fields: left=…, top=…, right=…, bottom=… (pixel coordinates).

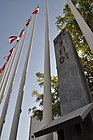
left=28, top=116, right=32, bottom=140
left=43, top=0, right=53, bottom=139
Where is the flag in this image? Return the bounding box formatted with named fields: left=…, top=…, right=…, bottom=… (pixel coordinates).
left=9, top=36, right=17, bottom=44
left=7, top=54, right=11, bottom=61
left=7, top=47, right=15, bottom=61
left=2, top=62, right=6, bottom=70
left=17, top=29, right=25, bottom=42
left=16, top=37, right=20, bottom=42
left=9, top=47, right=15, bottom=53
left=32, top=6, right=39, bottom=14
left=0, top=67, right=3, bottom=74
left=9, top=47, right=14, bottom=56
left=7, top=53, right=12, bottom=61
left=0, top=68, right=3, bottom=74
left=0, top=63, right=6, bottom=74
left=19, top=29, right=25, bottom=38
left=26, top=19, right=31, bottom=27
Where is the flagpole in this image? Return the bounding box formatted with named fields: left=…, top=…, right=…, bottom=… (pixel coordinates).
left=43, top=0, right=53, bottom=139
left=28, top=116, right=32, bottom=140
left=66, top=0, right=93, bottom=53
left=0, top=49, right=14, bottom=91
left=0, top=71, right=4, bottom=83
left=0, top=23, right=30, bottom=137
left=9, top=13, right=38, bottom=140
left=0, top=58, right=10, bottom=86
left=0, top=42, right=19, bottom=105
left=0, top=48, right=15, bottom=105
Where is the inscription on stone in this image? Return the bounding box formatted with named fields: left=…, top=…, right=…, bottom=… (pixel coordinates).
left=59, top=44, right=68, bottom=64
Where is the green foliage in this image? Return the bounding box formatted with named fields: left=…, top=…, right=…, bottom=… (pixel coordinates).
left=36, top=72, right=44, bottom=87
left=32, top=73, right=61, bottom=120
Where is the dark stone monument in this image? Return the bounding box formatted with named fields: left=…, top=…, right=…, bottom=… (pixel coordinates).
left=53, top=29, right=93, bottom=114
left=34, top=29, right=93, bottom=140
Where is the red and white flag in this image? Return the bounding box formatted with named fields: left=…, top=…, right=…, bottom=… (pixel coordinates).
left=6, top=46, right=15, bottom=61
left=17, top=29, right=25, bottom=42
left=0, top=68, right=3, bottom=74
left=0, top=63, right=6, bottom=74
left=9, top=36, right=17, bottom=44
left=9, top=47, right=15, bottom=53
left=32, top=6, right=39, bottom=14
left=19, top=29, right=25, bottom=38
left=10, top=46, right=15, bottom=53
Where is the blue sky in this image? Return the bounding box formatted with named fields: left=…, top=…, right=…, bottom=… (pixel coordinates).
left=0, top=0, right=66, bottom=139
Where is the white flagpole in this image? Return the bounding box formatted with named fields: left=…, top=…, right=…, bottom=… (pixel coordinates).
left=0, top=42, right=19, bottom=105
left=0, top=48, right=15, bottom=105
left=28, top=116, right=32, bottom=140
left=0, top=71, right=5, bottom=83
left=0, top=22, right=30, bottom=137
left=66, top=0, right=93, bottom=53
left=0, top=71, right=4, bottom=83
left=9, top=13, right=38, bottom=140
left=43, top=0, right=53, bottom=139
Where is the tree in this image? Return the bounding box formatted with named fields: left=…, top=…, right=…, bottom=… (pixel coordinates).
left=32, top=72, right=61, bottom=120
left=56, top=0, right=93, bottom=92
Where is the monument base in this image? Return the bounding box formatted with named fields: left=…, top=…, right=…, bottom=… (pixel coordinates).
left=58, top=114, right=93, bottom=140
left=34, top=103, right=93, bottom=140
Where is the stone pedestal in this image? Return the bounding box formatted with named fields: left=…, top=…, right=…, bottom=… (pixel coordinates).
left=34, top=103, right=93, bottom=140
left=63, top=114, right=93, bottom=140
